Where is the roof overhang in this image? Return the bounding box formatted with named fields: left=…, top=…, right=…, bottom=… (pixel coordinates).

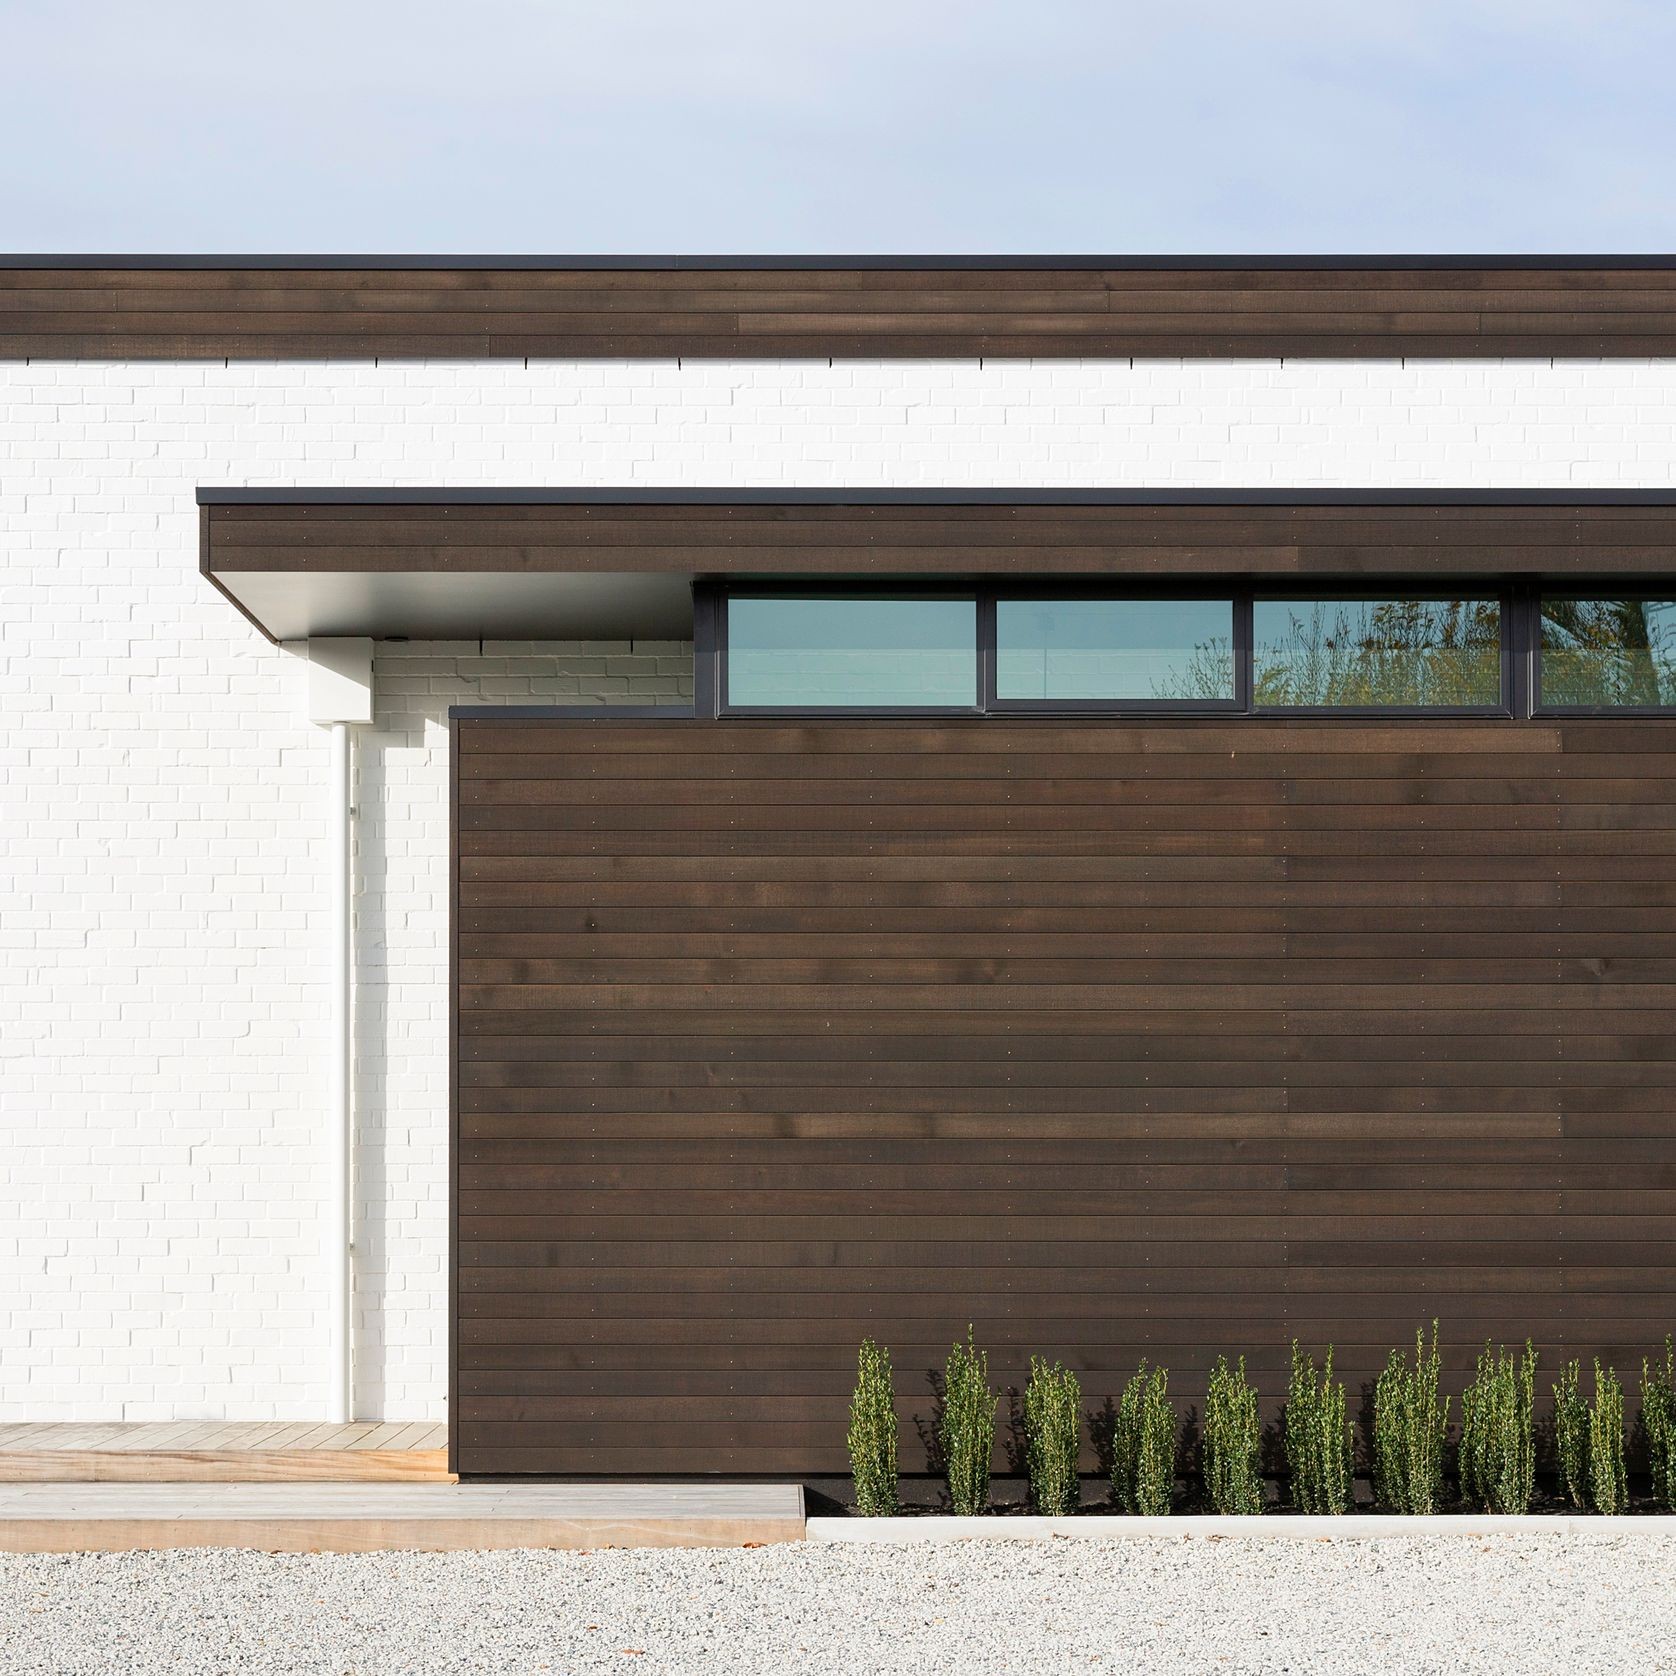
left=215, top=568, right=694, bottom=642
left=200, top=488, right=1676, bottom=643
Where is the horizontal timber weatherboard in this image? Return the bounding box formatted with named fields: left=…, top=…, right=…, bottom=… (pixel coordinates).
left=14, top=257, right=1676, bottom=358
left=205, top=492, right=1676, bottom=587
left=451, top=716, right=1676, bottom=1477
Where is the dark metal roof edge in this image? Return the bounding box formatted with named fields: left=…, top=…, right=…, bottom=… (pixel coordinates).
left=198, top=487, right=1676, bottom=508
left=10, top=253, right=1676, bottom=272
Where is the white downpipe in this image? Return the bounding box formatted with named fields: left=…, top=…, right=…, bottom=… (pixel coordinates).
left=327, top=719, right=354, bottom=1425
left=302, top=638, right=371, bottom=1428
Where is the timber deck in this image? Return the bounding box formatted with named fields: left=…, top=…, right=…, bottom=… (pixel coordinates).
left=0, top=1422, right=451, bottom=1483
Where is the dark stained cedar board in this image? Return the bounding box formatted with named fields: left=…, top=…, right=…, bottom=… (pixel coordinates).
left=451, top=716, right=1676, bottom=1477
left=11, top=260, right=1676, bottom=358
left=208, top=497, right=1676, bottom=582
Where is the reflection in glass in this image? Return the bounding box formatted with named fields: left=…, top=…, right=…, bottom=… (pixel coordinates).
left=1540, top=598, right=1676, bottom=709
left=1253, top=597, right=1502, bottom=709
left=726, top=595, right=978, bottom=708
left=996, top=598, right=1236, bottom=701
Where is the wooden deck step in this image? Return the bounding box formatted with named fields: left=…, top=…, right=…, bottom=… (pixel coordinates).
left=0, top=1424, right=452, bottom=1484
left=0, top=1483, right=806, bottom=1552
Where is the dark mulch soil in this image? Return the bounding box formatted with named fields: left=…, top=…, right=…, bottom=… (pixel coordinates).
left=818, top=1479, right=1670, bottom=1517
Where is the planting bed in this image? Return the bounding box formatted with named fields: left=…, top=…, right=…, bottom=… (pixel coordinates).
left=846, top=1331, right=1676, bottom=1521
left=809, top=1511, right=1676, bottom=1542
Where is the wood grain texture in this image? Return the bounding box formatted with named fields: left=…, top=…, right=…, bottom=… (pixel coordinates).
left=208, top=498, right=1676, bottom=580
left=0, top=1451, right=453, bottom=1484
left=452, top=716, right=1676, bottom=1477
left=0, top=1423, right=453, bottom=1483
left=12, top=262, right=1676, bottom=358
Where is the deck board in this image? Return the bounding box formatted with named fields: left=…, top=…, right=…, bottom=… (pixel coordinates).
left=249, top=1422, right=331, bottom=1451
left=96, top=1423, right=197, bottom=1452
left=346, top=1423, right=406, bottom=1451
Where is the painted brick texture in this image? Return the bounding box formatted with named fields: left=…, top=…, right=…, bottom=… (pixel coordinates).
left=1, top=356, right=1674, bottom=1421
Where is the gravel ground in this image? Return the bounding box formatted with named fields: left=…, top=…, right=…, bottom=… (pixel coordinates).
left=3, top=1534, right=1675, bottom=1676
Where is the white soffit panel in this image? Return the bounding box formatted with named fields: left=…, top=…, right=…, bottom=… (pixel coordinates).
left=215, top=571, right=695, bottom=642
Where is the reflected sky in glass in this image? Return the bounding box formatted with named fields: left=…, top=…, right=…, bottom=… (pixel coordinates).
left=727, top=595, right=977, bottom=708
left=996, top=598, right=1235, bottom=700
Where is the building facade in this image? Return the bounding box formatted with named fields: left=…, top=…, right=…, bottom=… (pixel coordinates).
left=4, top=260, right=1676, bottom=1479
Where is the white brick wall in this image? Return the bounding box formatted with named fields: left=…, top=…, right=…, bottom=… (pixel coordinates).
left=2, top=356, right=1674, bottom=1421
left=351, top=640, right=693, bottom=1420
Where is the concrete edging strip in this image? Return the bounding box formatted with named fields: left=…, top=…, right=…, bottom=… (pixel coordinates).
left=0, top=1482, right=807, bottom=1553
left=806, top=1513, right=1673, bottom=1542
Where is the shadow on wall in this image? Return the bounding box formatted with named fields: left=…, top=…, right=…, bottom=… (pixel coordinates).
left=348, top=639, right=693, bottom=1418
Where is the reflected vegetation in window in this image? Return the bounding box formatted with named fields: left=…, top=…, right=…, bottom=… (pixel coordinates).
left=1252, top=596, right=1503, bottom=710
left=1539, top=597, right=1676, bottom=710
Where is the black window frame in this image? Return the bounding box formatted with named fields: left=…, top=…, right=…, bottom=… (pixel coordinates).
left=696, top=578, right=1676, bottom=722
left=1531, top=589, right=1676, bottom=718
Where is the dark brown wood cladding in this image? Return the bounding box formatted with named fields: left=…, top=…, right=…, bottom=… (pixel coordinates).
left=451, top=716, right=1676, bottom=1477
left=11, top=261, right=1676, bottom=358
left=209, top=497, right=1676, bottom=582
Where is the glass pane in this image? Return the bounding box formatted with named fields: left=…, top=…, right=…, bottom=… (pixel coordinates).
left=726, top=595, right=977, bottom=708
left=1540, top=597, right=1676, bottom=709
left=1253, top=596, right=1502, bottom=709
left=996, top=598, right=1236, bottom=701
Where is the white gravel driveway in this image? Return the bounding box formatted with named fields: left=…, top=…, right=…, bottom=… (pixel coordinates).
left=2, top=1533, right=1674, bottom=1675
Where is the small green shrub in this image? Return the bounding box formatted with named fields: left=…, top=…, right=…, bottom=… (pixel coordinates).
left=1372, top=1322, right=1449, bottom=1514
left=1112, top=1362, right=1176, bottom=1516
left=940, top=1326, right=998, bottom=1516
left=1643, top=1337, right=1676, bottom=1512
left=1589, top=1361, right=1627, bottom=1517
left=1547, top=1356, right=1626, bottom=1516
left=1553, top=1359, right=1589, bottom=1510
left=1459, top=1340, right=1536, bottom=1514
left=847, top=1338, right=898, bottom=1516
left=1022, top=1357, right=1081, bottom=1515
left=1202, top=1354, right=1263, bottom=1515
left=1284, top=1340, right=1351, bottom=1514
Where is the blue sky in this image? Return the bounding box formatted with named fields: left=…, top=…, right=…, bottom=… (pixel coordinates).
left=2, top=0, right=1672, bottom=251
